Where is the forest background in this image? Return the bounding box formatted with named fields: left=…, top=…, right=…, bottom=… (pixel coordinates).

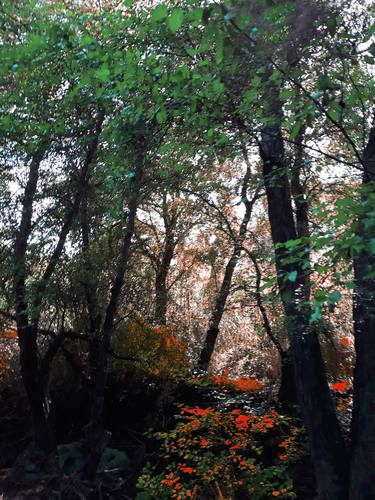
left=0, top=0, right=374, bottom=499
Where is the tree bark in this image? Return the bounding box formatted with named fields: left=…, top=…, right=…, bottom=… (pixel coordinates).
left=13, top=149, right=55, bottom=453
left=198, top=160, right=256, bottom=371
left=13, top=113, right=104, bottom=453
left=260, top=117, right=348, bottom=498
left=154, top=195, right=178, bottom=325
left=80, top=185, right=102, bottom=371
left=350, top=123, right=375, bottom=499
left=81, top=162, right=142, bottom=480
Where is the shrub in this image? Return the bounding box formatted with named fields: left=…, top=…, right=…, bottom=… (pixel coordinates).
left=188, top=371, right=263, bottom=396
left=137, top=406, right=300, bottom=499
left=110, top=317, right=188, bottom=383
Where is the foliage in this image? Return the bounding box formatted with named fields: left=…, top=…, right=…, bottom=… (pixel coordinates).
left=58, top=442, right=130, bottom=474
left=137, top=406, right=301, bottom=499
left=189, top=371, right=263, bottom=394
left=111, top=317, right=188, bottom=382
left=0, top=331, right=19, bottom=386
left=330, top=380, right=351, bottom=393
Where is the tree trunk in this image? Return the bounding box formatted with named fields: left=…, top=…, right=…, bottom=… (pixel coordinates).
left=154, top=208, right=177, bottom=325
left=81, top=163, right=142, bottom=480
left=350, top=124, right=375, bottom=499
left=260, top=119, right=348, bottom=498
left=13, top=150, right=55, bottom=453
left=197, top=162, right=255, bottom=371
left=81, top=186, right=102, bottom=371
left=13, top=113, right=103, bottom=453
left=279, top=349, right=297, bottom=412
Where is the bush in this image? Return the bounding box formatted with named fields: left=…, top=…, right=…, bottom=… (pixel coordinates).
left=137, top=405, right=300, bottom=499
left=110, top=317, right=188, bottom=383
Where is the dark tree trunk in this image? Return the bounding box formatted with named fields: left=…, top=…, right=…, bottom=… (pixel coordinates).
left=279, top=349, right=297, bottom=412
left=260, top=118, right=348, bottom=498
left=154, top=199, right=177, bottom=325
left=13, top=114, right=104, bottom=453
left=81, top=163, right=142, bottom=480
left=197, top=162, right=256, bottom=371
left=81, top=186, right=102, bottom=371
left=154, top=241, right=174, bottom=325
left=350, top=124, right=375, bottom=499
left=197, top=251, right=241, bottom=371
left=13, top=150, right=55, bottom=453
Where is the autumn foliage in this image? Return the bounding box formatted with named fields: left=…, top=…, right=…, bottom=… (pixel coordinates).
left=189, top=370, right=263, bottom=395
left=0, top=331, right=18, bottom=384
left=111, top=317, right=188, bottom=381
left=137, top=405, right=300, bottom=499
left=330, top=380, right=351, bottom=393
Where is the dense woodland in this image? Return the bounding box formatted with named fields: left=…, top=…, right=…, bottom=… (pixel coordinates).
left=0, top=0, right=374, bottom=498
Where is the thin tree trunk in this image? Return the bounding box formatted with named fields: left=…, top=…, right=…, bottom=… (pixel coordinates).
left=260, top=115, right=348, bottom=498
left=13, top=149, right=55, bottom=453
left=81, top=163, right=142, bottom=480
left=154, top=196, right=178, bottom=325
left=350, top=123, right=375, bottom=499
left=246, top=250, right=297, bottom=409
left=31, top=112, right=104, bottom=327
left=13, top=113, right=104, bottom=453
left=198, top=160, right=256, bottom=371
left=81, top=186, right=102, bottom=371
left=154, top=237, right=175, bottom=325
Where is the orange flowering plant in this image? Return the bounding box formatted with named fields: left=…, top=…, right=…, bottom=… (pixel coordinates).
left=188, top=370, right=263, bottom=395
left=330, top=379, right=351, bottom=393
left=136, top=405, right=299, bottom=499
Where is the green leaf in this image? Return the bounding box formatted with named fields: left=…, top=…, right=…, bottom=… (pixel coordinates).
left=192, top=7, right=204, bottom=22
left=186, top=47, right=197, bottom=57
left=168, top=9, right=184, bottom=33
left=290, top=121, right=302, bottom=140
left=100, top=447, right=130, bottom=471
left=315, top=289, right=326, bottom=301
left=95, top=65, right=110, bottom=81
left=152, top=4, right=168, bottom=22
left=364, top=22, right=375, bottom=42
left=206, top=128, right=215, bottom=140
left=156, top=109, right=167, bottom=124
left=212, top=79, right=224, bottom=93
left=285, top=238, right=302, bottom=249
left=251, top=75, right=261, bottom=87
left=336, top=212, right=347, bottom=226
left=310, top=305, right=321, bottom=323
left=288, top=271, right=297, bottom=282
left=364, top=55, right=375, bottom=65
left=328, top=290, right=341, bottom=303
left=260, top=278, right=274, bottom=292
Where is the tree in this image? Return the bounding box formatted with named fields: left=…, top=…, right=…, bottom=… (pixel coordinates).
left=198, top=148, right=260, bottom=370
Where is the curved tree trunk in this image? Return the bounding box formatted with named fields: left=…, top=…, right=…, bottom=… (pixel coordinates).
left=197, top=248, right=243, bottom=371
left=13, top=113, right=104, bottom=454
left=13, top=150, right=56, bottom=453
left=197, top=159, right=256, bottom=371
